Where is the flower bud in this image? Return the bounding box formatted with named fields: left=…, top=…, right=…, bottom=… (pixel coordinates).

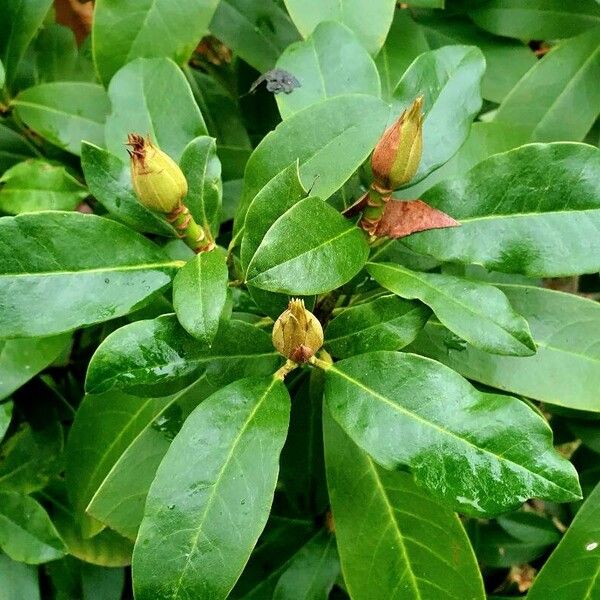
left=127, top=134, right=188, bottom=213
left=371, top=96, right=424, bottom=191
left=272, top=299, right=323, bottom=363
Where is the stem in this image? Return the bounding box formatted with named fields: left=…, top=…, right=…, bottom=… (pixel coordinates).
left=309, top=350, right=333, bottom=371
left=167, top=202, right=214, bottom=253
left=274, top=359, right=299, bottom=380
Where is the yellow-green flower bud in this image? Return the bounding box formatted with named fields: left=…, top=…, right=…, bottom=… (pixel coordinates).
left=272, top=299, right=323, bottom=363
left=127, top=134, right=188, bottom=213
left=371, top=96, right=424, bottom=191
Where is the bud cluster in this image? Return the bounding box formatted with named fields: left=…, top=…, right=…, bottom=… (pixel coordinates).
left=272, top=299, right=323, bottom=364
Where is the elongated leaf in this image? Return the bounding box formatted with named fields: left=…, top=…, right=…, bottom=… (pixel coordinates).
left=0, top=402, right=11, bottom=443
left=180, top=136, right=222, bottom=238
left=276, top=22, right=380, bottom=119
left=368, top=263, right=535, bottom=356
left=494, top=28, right=600, bottom=142
left=13, top=83, right=110, bottom=155
left=410, top=285, right=600, bottom=411
left=235, top=94, right=390, bottom=234
left=325, top=294, right=430, bottom=358
left=403, top=143, right=600, bottom=277
left=133, top=376, right=290, bottom=600
left=0, top=491, right=66, bottom=564
left=0, top=159, right=87, bottom=214
left=0, top=122, right=39, bottom=175
left=0, top=0, right=52, bottom=91
left=283, top=0, right=396, bottom=55
left=34, top=24, right=79, bottom=83
left=324, top=413, right=485, bottom=599
left=104, top=58, right=207, bottom=162
left=392, top=45, right=485, bottom=183
left=173, top=250, right=228, bottom=344
left=0, top=553, right=40, bottom=599
left=0, top=212, right=181, bottom=338
left=323, top=351, right=581, bottom=515
left=246, top=196, right=369, bottom=295
left=81, top=142, right=175, bottom=236
left=65, top=391, right=166, bottom=539
left=93, top=0, right=221, bottom=86
left=470, top=0, right=600, bottom=40
left=86, top=315, right=282, bottom=396
left=209, top=0, right=300, bottom=73
left=0, top=334, right=71, bottom=401
left=527, top=480, right=600, bottom=599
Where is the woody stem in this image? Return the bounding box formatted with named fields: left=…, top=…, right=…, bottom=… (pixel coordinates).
left=167, top=202, right=215, bottom=253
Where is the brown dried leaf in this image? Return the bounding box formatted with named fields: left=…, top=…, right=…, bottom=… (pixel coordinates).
left=54, top=0, right=94, bottom=44
left=375, top=199, right=459, bottom=239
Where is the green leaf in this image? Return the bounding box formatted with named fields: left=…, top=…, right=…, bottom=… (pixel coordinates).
left=173, top=250, right=228, bottom=344
left=0, top=0, right=52, bottom=91
left=324, top=412, right=485, bottom=600
left=392, top=45, right=485, bottom=183
left=323, top=351, right=581, bottom=515
left=81, top=142, right=176, bottom=236
left=132, top=376, right=290, bottom=600
left=209, top=0, right=300, bottom=73
left=34, top=24, right=78, bottom=83
left=0, top=334, right=71, bottom=401
left=367, top=263, right=535, bottom=356
left=235, top=94, right=390, bottom=233
left=375, top=10, right=429, bottom=101
left=92, top=0, right=221, bottom=86
left=272, top=530, right=339, bottom=600
left=403, top=143, right=600, bottom=277
left=13, top=83, right=110, bottom=155
left=0, top=60, right=5, bottom=90
left=86, top=315, right=282, bottom=396
left=470, top=0, right=600, bottom=40
left=0, top=553, right=40, bottom=600
left=409, top=285, right=600, bottom=412
left=0, top=159, right=87, bottom=214
left=497, top=512, right=561, bottom=546
left=528, top=480, right=600, bottom=599
left=325, top=294, right=431, bottom=358
left=240, top=161, right=305, bottom=271
left=0, top=402, right=11, bottom=442
left=104, top=58, right=207, bottom=163
left=419, top=16, right=537, bottom=103
left=246, top=196, right=369, bottom=295
left=86, top=376, right=216, bottom=540
left=0, top=122, right=39, bottom=175
left=65, top=391, right=166, bottom=539
left=494, top=27, right=600, bottom=142
left=0, top=491, right=66, bottom=564
left=275, top=21, right=381, bottom=119
left=283, top=0, right=396, bottom=55
left=0, top=212, right=181, bottom=338
left=180, top=136, right=222, bottom=238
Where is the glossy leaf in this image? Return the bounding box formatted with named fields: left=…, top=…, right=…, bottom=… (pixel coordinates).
left=494, top=28, right=600, bottom=142
left=0, top=0, right=52, bottom=91
left=0, top=491, right=66, bottom=564
left=209, top=0, right=300, bottom=73
left=403, top=143, right=600, bottom=277
left=367, top=263, right=535, bottom=356
left=528, top=480, right=600, bottom=599
left=81, top=142, right=175, bottom=236
left=173, top=250, right=228, bottom=345
left=235, top=94, right=390, bottom=233
left=0, top=334, right=71, bottom=401
left=132, top=376, right=290, bottom=600
left=325, top=294, right=431, bottom=358
left=324, top=413, right=485, bottom=599
left=323, top=351, right=581, bottom=515
left=13, top=83, right=110, bottom=155
left=276, top=21, right=380, bottom=119
left=179, top=136, right=222, bottom=238
left=86, top=315, right=282, bottom=396
left=104, top=58, right=207, bottom=163
left=0, top=159, right=87, bottom=214
left=0, top=402, right=11, bottom=442
left=33, top=24, right=79, bottom=83
left=0, top=212, right=180, bottom=338
left=392, top=45, right=485, bottom=183
left=0, top=553, right=40, bottom=599
left=246, top=196, right=369, bottom=295
left=283, top=0, right=396, bottom=55
left=470, top=0, right=600, bottom=40
left=93, top=0, right=221, bottom=86
left=0, top=122, right=39, bottom=175
left=410, top=285, right=600, bottom=411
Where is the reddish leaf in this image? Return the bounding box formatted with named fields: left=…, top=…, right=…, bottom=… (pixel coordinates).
left=54, top=0, right=93, bottom=44
left=375, top=199, right=459, bottom=238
